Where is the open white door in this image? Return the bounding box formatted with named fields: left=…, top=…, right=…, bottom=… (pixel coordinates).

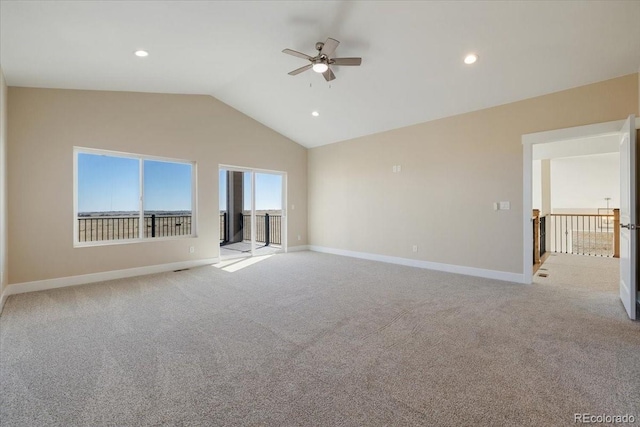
left=619, top=115, right=636, bottom=320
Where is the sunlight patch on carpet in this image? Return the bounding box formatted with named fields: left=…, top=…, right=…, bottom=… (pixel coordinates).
left=213, top=255, right=274, bottom=272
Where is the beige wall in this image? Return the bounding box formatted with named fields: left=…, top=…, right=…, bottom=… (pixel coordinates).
left=0, top=69, right=7, bottom=293
left=8, top=88, right=307, bottom=284
left=308, top=74, right=639, bottom=275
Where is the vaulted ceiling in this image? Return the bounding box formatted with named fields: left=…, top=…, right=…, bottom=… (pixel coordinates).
left=1, top=1, right=639, bottom=148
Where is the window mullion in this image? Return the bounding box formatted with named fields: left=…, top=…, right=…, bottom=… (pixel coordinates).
left=139, top=158, right=144, bottom=240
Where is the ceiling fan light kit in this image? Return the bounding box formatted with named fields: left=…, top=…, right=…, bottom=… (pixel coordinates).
left=282, top=37, right=362, bottom=82
left=312, top=62, right=328, bottom=73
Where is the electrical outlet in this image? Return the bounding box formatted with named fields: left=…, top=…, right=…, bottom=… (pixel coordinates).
left=189, top=246, right=195, bottom=253
left=397, top=165, right=402, bottom=172
left=412, top=245, right=418, bottom=253
left=499, top=201, right=510, bottom=210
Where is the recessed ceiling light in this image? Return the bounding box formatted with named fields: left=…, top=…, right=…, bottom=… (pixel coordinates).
left=464, top=53, right=478, bottom=65
left=311, top=111, right=320, bottom=117
left=134, top=50, right=149, bottom=57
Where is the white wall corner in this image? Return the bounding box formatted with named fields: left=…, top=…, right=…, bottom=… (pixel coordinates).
left=0, top=289, right=8, bottom=315
left=308, top=245, right=525, bottom=284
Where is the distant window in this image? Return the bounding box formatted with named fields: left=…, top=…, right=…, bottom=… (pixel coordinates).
left=74, top=148, right=196, bottom=246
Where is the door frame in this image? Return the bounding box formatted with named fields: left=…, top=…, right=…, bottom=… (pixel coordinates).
left=219, top=164, right=288, bottom=257
left=521, top=119, right=640, bottom=284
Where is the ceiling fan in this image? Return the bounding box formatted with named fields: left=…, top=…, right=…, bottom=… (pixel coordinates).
left=282, top=38, right=362, bottom=82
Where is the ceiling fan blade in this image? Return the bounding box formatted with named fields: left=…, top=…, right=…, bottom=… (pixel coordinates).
left=321, top=38, right=340, bottom=57
left=282, top=48, right=312, bottom=60
left=288, top=64, right=312, bottom=76
left=322, top=67, right=336, bottom=82
left=330, top=57, right=362, bottom=66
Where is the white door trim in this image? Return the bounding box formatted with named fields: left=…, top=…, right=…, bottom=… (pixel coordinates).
left=521, top=118, right=640, bottom=284
left=218, top=164, right=288, bottom=255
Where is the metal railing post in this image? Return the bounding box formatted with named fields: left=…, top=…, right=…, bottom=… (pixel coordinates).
left=223, top=212, right=227, bottom=242
left=151, top=214, right=156, bottom=238
left=533, top=209, right=540, bottom=264
left=265, top=213, right=270, bottom=246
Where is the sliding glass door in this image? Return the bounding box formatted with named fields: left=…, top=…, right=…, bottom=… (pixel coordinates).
left=219, top=166, right=286, bottom=259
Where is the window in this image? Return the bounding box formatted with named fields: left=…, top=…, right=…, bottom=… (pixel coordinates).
left=74, top=148, right=196, bottom=245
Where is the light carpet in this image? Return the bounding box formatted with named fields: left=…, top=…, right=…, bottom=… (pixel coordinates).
left=1, top=251, right=638, bottom=426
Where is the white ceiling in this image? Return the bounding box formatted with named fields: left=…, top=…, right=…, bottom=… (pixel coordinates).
left=1, top=1, right=640, bottom=148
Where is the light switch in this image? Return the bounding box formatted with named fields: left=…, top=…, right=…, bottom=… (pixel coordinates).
left=499, top=201, right=510, bottom=210
left=493, top=202, right=499, bottom=211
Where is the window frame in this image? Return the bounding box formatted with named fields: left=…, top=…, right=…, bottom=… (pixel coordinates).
left=73, top=147, right=197, bottom=247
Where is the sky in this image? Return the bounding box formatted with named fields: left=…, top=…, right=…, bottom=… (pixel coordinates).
left=77, top=153, right=192, bottom=213
left=78, top=154, right=282, bottom=214
left=219, top=169, right=282, bottom=211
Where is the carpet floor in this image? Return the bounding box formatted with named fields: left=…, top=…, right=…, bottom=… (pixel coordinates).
left=1, top=251, right=638, bottom=426
left=534, top=252, right=620, bottom=292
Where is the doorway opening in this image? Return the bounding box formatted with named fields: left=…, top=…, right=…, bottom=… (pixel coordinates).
left=532, top=137, right=620, bottom=266
left=522, top=117, right=639, bottom=320
left=219, top=165, right=286, bottom=260
left=531, top=139, right=620, bottom=295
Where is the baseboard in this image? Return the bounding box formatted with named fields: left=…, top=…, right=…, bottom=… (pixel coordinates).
left=1, top=247, right=524, bottom=313
left=308, top=245, right=525, bottom=284
left=0, top=288, right=8, bottom=315
left=2, top=258, right=221, bottom=301
left=287, top=245, right=309, bottom=252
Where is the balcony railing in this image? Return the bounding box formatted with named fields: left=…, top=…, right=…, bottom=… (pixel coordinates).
left=220, top=213, right=227, bottom=242
left=545, top=212, right=619, bottom=257
left=219, top=212, right=282, bottom=246
left=145, top=215, right=192, bottom=238
left=79, top=213, right=282, bottom=245
left=77, top=215, right=192, bottom=242
left=242, top=214, right=282, bottom=245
